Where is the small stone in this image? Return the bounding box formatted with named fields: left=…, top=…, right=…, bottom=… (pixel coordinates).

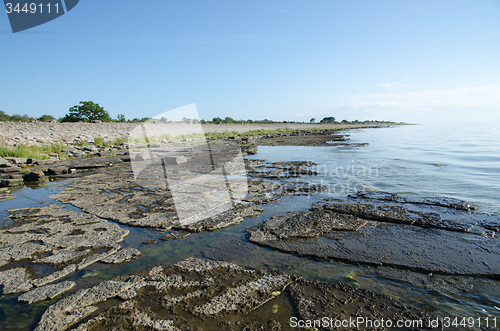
left=5, top=157, right=27, bottom=165
left=163, top=156, right=187, bottom=165
left=35, top=159, right=56, bottom=166
left=0, top=178, right=23, bottom=187
left=45, top=166, right=69, bottom=176
left=0, top=157, right=10, bottom=166
left=23, top=170, right=45, bottom=181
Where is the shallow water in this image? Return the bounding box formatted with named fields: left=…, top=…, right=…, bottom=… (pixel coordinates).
left=252, top=122, right=500, bottom=215
left=1, top=122, right=499, bottom=330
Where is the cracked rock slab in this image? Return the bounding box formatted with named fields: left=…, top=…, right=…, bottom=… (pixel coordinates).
left=35, top=258, right=289, bottom=331
left=35, top=257, right=445, bottom=331
left=0, top=205, right=137, bottom=295
left=18, top=281, right=76, bottom=304
left=248, top=192, right=500, bottom=277
left=50, top=156, right=326, bottom=234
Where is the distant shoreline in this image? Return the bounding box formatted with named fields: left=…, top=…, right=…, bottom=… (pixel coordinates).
left=0, top=121, right=405, bottom=147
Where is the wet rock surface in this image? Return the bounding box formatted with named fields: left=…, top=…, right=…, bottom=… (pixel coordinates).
left=0, top=205, right=137, bottom=295
left=100, top=247, right=141, bottom=264
left=249, top=191, right=500, bottom=277
left=34, top=258, right=443, bottom=331
left=254, top=129, right=350, bottom=146
left=329, top=142, right=370, bottom=150
left=51, top=149, right=324, bottom=234
left=0, top=192, right=15, bottom=202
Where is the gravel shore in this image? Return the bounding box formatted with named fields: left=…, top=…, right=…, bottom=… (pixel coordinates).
left=0, top=121, right=392, bottom=146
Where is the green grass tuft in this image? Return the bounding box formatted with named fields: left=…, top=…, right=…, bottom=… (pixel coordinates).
left=0, top=142, right=67, bottom=159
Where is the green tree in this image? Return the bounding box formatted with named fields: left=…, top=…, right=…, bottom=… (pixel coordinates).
left=319, top=117, right=336, bottom=124
left=61, top=101, right=111, bottom=122
left=38, top=114, right=56, bottom=122
left=117, top=114, right=126, bottom=122
left=310, top=118, right=316, bottom=123
left=0, top=110, right=10, bottom=121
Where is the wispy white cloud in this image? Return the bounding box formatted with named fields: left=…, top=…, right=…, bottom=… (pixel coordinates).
left=377, top=82, right=409, bottom=90
left=316, top=86, right=500, bottom=123
left=350, top=86, right=500, bottom=109
left=269, top=8, right=288, bottom=13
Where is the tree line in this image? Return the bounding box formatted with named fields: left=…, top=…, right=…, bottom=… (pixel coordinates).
left=1, top=101, right=391, bottom=124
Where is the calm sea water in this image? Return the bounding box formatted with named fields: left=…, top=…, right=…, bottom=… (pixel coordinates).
left=250, top=122, right=500, bottom=215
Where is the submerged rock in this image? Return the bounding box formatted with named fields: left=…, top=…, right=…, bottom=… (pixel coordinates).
left=100, top=247, right=141, bottom=264
left=248, top=161, right=317, bottom=179
left=0, top=192, right=15, bottom=202
left=248, top=191, right=500, bottom=277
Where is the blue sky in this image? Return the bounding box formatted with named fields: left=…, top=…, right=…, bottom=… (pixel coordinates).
left=1, top=0, right=499, bottom=123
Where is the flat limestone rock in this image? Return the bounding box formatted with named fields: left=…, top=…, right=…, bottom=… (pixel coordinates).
left=0, top=178, right=23, bottom=187
left=177, top=205, right=265, bottom=232
left=50, top=158, right=325, bottom=234
left=248, top=193, right=500, bottom=277
left=0, top=193, right=15, bottom=202
left=18, top=281, right=76, bottom=304
left=0, top=267, right=33, bottom=295
left=0, top=205, right=135, bottom=294
left=35, top=257, right=445, bottom=331
left=34, top=249, right=92, bottom=264
left=352, top=191, right=477, bottom=211
left=258, top=209, right=370, bottom=239
left=100, top=247, right=141, bottom=264
left=35, top=258, right=290, bottom=331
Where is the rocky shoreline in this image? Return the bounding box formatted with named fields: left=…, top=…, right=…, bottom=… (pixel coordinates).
left=0, top=121, right=393, bottom=147
left=0, top=126, right=353, bottom=191
left=1, top=125, right=498, bottom=331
